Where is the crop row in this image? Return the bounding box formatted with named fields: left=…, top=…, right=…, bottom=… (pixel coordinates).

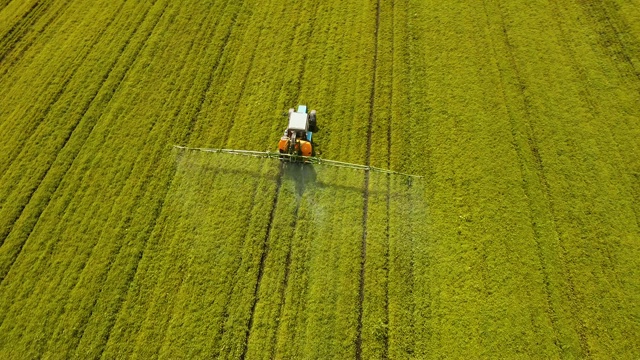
left=0, top=0, right=248, bottom=357
left=404, top=0, right=640, bottom=357
left=1, top=0, right=639, bottom=358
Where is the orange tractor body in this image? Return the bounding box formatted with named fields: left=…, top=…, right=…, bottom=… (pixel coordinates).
left=278, top=105, right=317, bottom=159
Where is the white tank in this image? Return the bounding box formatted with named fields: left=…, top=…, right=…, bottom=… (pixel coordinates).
left=288, top=112, right=308, bottom=131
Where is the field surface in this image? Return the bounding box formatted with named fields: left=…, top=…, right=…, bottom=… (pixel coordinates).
left=1, top=0, right=640, bottom=358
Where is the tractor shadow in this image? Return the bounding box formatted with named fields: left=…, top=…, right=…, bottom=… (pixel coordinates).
left=282, top=162, right=406, bottom=198
left=176, top=149, right=408, bottom=197
left=283, top=162, right=317, bottom=198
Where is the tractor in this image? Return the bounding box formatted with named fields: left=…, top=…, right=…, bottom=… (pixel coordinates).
left=174, top=104, right=421, bottom=178
left=278, top=105, right=317, bottom=159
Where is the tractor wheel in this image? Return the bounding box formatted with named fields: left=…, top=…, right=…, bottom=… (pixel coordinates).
left=309, top=110, right=317, bottom=132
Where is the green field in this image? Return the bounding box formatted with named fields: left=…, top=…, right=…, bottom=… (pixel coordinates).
left=1, top=0, right=640, bottom=358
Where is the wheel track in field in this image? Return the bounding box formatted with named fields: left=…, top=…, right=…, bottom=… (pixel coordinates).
left=573, top=7, right=640, bottom=326
left=94, top=1, right=247, bottom=356
left=0, top=0, right=11, bottom=12
left=491, top=0, right=590, bottom=356
left=120, top=0, right=261, bottom=355
left=240, top=162, right=284, bottom=360
left=0, top=0, right=73, bottom=83
left=594, top=0, right=640, bottom=240
left=544, top=1, right=640, bottom=352
left=210, top=164, right=268, bottom=357
left=202, top=0, right=262, bottom=350
left=356, top=0, right=381, bottom=357
left=0, top=1, right=131, bottom=286
left=69, top=1, right=207, bottom=355
left=0, top=0, right=93, bottom=178
left=401, top=4, right=419, bottom=353
left=0, top=0, right=161, bottom=350
left=0, top=0, right=51, bottom=62
left=0, top=0, right=130, bottom=276
left=0, top=0, right=125, bottom=232
left=266, top=2, right=321, bottom=357
left=268, top=196, right=300, bottom=360
left=217, top=7, right=268, bottom=149
left=29, top=0, right=177, bottom=355
left=147, top=0, right=263, bottom=352
left=0, top=1, right=164, bottom=329
left=575, top=0, right=640, bottom=82
left=238, top=2, right=319, bottom=356
left=548, top=0, right=635, bottom=291
left=98, top=0, right=247, bottom=355
left=482, top=0, right=560, bottom=349
left=6, top=1, right=171, bottom=355
left=481, top=0, right=562, bottom=352
left=572, top=0, right=640, bottom=229
left=381, top=1, right=395, bottom=357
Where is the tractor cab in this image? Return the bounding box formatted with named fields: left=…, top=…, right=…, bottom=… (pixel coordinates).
left=279, top=105, right=317, bottom=158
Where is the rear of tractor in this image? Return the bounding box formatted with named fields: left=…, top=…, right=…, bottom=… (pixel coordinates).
left=278, top=105, right=317, bottom=161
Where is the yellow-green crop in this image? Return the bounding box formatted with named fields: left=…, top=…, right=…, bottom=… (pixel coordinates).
left=1, top=0, right=639, bottom=358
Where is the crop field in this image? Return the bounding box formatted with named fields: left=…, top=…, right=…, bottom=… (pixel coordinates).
left=1, top=0, right=640, bottom=358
